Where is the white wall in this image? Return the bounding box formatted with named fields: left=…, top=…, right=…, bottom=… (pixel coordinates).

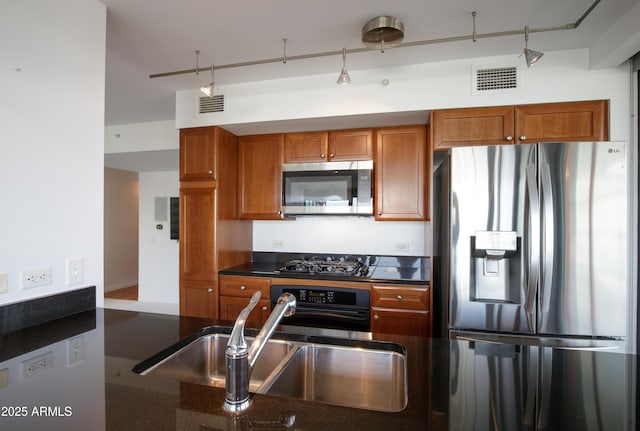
left=0, top=0, right=106, bottom=306
left=104, top=168, right=139, bottom=292
left=105, top=120, right=178, bottom=153
left=138, top=171, right=179, bottom=304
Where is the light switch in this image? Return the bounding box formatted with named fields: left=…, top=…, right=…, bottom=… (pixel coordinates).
left=0, top=273, right=8, bottom=294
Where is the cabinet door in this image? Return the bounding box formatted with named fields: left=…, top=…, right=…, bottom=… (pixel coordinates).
left=515, top=100, right=609, bottom=143
left=327, top=129, right=373, bottom=161
left=284, top=132, right=329, bottom=162
left=181, top=281, right=217, bottom=318
left=371, top=284, right=430, bottom=310
left=180, top=127, right=217, bottom=180
left=238, top=134, right=284, bottom=219
left=180, top=184, right=216, bottom=281
left=375, top=125, right=427, bottom=221
left=219, top=275, right=270, bottom=298
left=220, top=296, right=271, bottom=324
left=371, top=307, right=430, bottom=337
left=431, top=106, right=515, bottom=150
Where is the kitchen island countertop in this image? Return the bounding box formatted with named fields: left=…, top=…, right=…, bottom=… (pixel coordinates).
left=0, top=308, right=637, bottom=430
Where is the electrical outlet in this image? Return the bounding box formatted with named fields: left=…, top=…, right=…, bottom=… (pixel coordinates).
left=67, top=336, right=84, bottom=366
left=394, top=242, right=410, bottom=253
left=272, top=240, right=284, bottom=249
left=65, top=257, right=83, bottom=286
left=20, top=268, right=52, bottom=289
left=0, top=273, right=8, bottom=294
left=0, top=368, right=8, bottom=389
left=22, top=351, right=53, bottom=378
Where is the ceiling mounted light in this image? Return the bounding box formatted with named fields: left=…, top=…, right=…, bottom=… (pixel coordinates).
left=522, top=26, right=544, bottom=67
left=362, top=16, right=404, bottom=51
left=200, top=64, right=216, bottom=97
left=337, top=48, right=352, bottom=85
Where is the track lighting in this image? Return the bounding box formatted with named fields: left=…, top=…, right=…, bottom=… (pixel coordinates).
left=337, top=48, right=352, bottom=85
left=200, top=64, right=216, bottom=97
left=522, top=26, right=544, bottom=67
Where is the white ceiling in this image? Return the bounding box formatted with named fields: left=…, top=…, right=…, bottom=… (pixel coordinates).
left=101, top=0, right=640, bottom=127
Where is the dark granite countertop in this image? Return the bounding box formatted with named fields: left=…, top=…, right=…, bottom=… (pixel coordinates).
left=220, top=252, right=430, bottom=285
left=0, top=308, right=637, bottom=430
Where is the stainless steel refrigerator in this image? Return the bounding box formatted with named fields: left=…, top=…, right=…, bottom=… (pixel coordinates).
left=432, top=142, right=636, bottom=430
left=433, top=141, right=633, bottom=352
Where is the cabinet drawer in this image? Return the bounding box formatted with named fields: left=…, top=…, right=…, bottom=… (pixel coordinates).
left=371, top=284, right=429, bottom=310
left=219, top=275, right=270, bottom=298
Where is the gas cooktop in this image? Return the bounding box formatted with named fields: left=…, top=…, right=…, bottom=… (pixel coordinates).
left=279, top=255, right=372, bottom=277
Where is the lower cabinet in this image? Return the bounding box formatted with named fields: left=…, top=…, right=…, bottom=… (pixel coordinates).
left=219, top=275, right=271, bottom=324
left=180, top=281, right=217, bottom=319
left=371, top=283, right=431, bottom=337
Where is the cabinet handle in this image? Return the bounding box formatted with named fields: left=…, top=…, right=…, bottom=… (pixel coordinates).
left=373, top=314, right=379, bottom=320
left=505, top=135, right=513, bottom=141
left=396, top=295, right=403, bottom=301
left=207, top=169, right=213, bottom=175
left=207, top=288, right=213, bottom=293
left=240, top=285, right=246, bottom=290
left=519, top=135, right=527, bottom=141
left=329, top=153, right=335, bottom=158
left=261, top=306, right=268, bottom=311
left=377, top=212, right=382, bottom=216
left=320, top=153, right=326, bottom=158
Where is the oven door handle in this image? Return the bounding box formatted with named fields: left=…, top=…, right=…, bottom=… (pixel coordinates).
left=292, top=310, right=369, bottom=322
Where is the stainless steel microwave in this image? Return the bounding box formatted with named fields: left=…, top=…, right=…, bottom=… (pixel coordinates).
left=282, top=161, right=373, bottom=215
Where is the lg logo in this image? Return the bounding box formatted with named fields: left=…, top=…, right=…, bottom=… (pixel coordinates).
left=608, top=147, right=620, bottom=154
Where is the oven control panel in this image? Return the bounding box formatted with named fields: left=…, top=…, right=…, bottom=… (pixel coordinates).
left=271, top=285, right=369, bottom=308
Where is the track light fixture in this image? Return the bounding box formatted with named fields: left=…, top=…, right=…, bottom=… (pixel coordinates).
left=522, top=26, right=544, bottom=67
left=200, top=64, right=216, bottom=97
left=151, top=2, right=601, bottom=82
left=337, top=48, right=352, bottom=85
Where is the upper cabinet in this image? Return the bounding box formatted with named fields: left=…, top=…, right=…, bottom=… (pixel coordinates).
left=327, top=129, right=373, bottom=161
left=284, top=129, right=374, bottom=163
left=284, top=132, right=328, bottom=163
left=238, top=133, right=285, bottom=220
left=432, top=100, right=609, bottom=151
left=514, top=100, right=609, bottom=143
left=180, top=126, right=218, bottom=180
left=374, top=125, right=428, bottom=221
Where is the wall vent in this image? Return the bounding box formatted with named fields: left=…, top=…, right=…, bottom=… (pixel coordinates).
left=199, top=94, right=225, bottom=114
left=472, top=66, right=519, bottom=95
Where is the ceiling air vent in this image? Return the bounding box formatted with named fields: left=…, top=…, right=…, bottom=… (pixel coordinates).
left=472, top=66, right=519, bottom=95
left=199, top=94, right=225, bottom=114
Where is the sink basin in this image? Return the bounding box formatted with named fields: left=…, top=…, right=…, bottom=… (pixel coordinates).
left=139, top=333, right=294, bottom=391
left=259, top=343, right=408, bottom=412
left=134, top=327, right=408, bottom=412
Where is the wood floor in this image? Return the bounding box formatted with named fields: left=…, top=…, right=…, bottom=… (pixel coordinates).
left=104, top=285, right=138, bottom=300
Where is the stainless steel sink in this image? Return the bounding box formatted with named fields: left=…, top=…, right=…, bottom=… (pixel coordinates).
left=139, top=333, right=294, bottom=391
left=135, top=328, right=408, bottom=412
left=259, top=344, right=408, bottom=412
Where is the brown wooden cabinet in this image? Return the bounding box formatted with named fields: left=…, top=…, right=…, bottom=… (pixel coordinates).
left=432, top=100, right=609, bottom=150
left=179, top=126, right=252, bottom=318
left=238, top=133, right=285, bottom=220
left=374, top=125, right=428, bottom=221
left=180, top=126, right=218, bottom=180
left=284, top=132, right=329, bottom=162
left=514, top=100, right=609, bottom=143
left=371, top=283, right=431, bottom=337
left=219, top=275, right=271, bottom=324
left=284, top=129, right=373, bottom=163
left=327, top=128, right=373, bottom=161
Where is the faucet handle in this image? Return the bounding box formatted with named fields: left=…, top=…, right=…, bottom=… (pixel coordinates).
left=227, top=291, right=261, bottom=355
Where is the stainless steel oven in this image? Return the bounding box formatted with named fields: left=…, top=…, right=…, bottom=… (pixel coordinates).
left=270, top=285, right=370, bottom=332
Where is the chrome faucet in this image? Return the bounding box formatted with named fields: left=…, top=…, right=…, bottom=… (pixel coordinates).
left=224, top=291, right=296, bottom=412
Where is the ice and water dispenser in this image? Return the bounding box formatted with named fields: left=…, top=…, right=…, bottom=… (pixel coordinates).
left=470, top=230, right=521, bottom=303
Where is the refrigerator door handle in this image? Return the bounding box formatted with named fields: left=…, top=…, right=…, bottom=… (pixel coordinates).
left=539, top=162, right=554, bottom=314
left=524, top=163, right=540, bottom=314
